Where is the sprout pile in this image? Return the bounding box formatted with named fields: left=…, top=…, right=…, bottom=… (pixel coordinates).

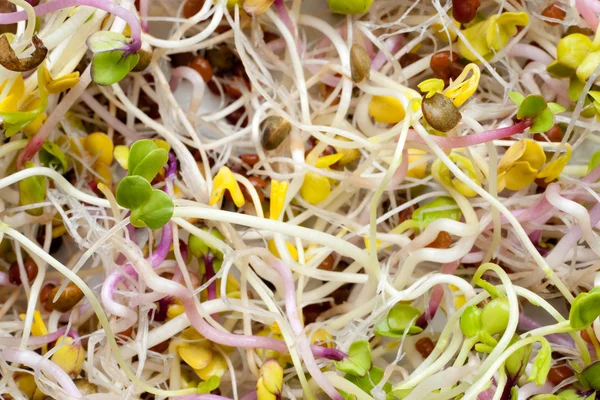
left=3, top=0, right=600, bottom=399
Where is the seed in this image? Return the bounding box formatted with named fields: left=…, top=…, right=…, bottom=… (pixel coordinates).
left=150, top=339, right=170, bottom=353
left=400, top=53, right=421, bottom=68
left=533, top=124, right=563, bottom=143
left=183, top=0, right=205, bottom=18
left=224, top=75, right=250, bottom=99
left=47, top=282, right=84, bottom=312
left=422, top=92, right=462, bottom=132
left=169, top=52, right=195, bottom=68
left=547, top=365, right=574, bottom=385
left=226, top=106, right=248, bottom=127
left=188, top=55, right=213, bottom=82
left=350, top=43, right=371, bottom=83
left=426, top=231, right=452, bottom=249
left=261, top=116, right=291, bottom=151
left=241, top=153, right=260, bottom=167
left=318, top=254, right=335, bottom=271
left=430, top=51, right=463, bottom=84
left=452, top=0, right=480, bottom=24
left=206, top=46, right=238, bottom=76
left=74, top=379, right=98, bottom=395
left=542, top=3, right=566, bottom=26
left=243, top=175, right=267, bottom=202
left=566, top=26, right=595, bottom=37
left=8, top=258, right=38, bottom=286
left=415, top=337, right=435, bottom=358
left=582, top=329, right=594, bottom=344
left=132, top=46, right=152, bottom=73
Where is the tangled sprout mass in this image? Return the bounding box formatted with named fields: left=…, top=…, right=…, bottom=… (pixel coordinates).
left=3, top=0, right=600, bottom=399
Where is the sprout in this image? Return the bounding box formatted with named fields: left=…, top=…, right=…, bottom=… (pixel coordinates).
left=0, top=35, right=47, bottom=72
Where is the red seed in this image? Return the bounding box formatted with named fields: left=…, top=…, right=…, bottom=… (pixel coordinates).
left=224, top=75, right=250, bottom=99
left=416, top=337, right=435, bottom=358
left=547, top=365, right=574, bottom=385
left=452, top=0, right=481, bottom=24
left=183, top=0, right=205, bottom=18
left=541, top=3, right=566, bottom=26
left=188, top=56, right=213, bottom=82
left=8, top=258, right=38, bottom=286
left=240, top=154, right=260, bottom=167
left=400, top=53, right=421, bottom=68
left=430, top=51, right=463, bottom=84
left=533, top=124, right=563, bottom=142
left=318, top=254, right=335, bottom=271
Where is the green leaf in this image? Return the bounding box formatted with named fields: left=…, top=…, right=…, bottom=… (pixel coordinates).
left=128, top=140, right=169, bottom=182
left=412, top=197, right=462, bottom=232
left=334, top=340, right=371, bottom=377
left=327, top=0, right=373, bottom=14
left=347, top=367, right=392, bottom=396
left=547, top=102, right=566, bottom=114
left=480, top=297, right=510, bottom=335
left=528, top=339, right=552, bottom=385
left=517, top=95, right=547, bottom=119
left=86, top=31, right=130, bottom=53
left=568, top=78, right=585, bottom=102
left=508, top=92, right=525, bottom=106
left=580, top=362, right=600, bottom=390
left=1, top=110, right=39, bottom=138
left=569, top=287, right=600, bottom=330
left=91, top=50, right=139, bottom=86
left=546, top=60, right=575, bottom=79
left=529, top=108, right=555, bottom=134
left=197, top=376, right=220, bottom=393
left=116, top=176, right=152, bottom=210
left=588, top=150, right=600, bottom=173
left=130, top=189, right=174, bottom=230
left=374, top=318, right=410, bottom=338
left=387, top=304, right=422, bottom=334
left=505, top=336, right=532, bottom=379
left=39, top=141, right=68, bottom=173
left=19, top=162, right=47, bottom=216
left=188, top=228, right=225, bottom=258
left=459, top=305, right=482, bottom=338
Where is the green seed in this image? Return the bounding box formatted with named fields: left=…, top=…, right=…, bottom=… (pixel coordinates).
left=422, top=92, right=462, bottom=132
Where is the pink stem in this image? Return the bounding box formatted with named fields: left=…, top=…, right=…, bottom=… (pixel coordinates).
left=416, top=261, right=459, bottom=328
left=576, top=0, right=599, bottom=31
left=371, top=35, right=404, bottom=71
left=508, top=44, right=553, bottom=64
left=518, top=313, right=574, bottom=346
left=0, top=271, right=13, bottom=286
left=138, top=0, right=149, bottom=33
left=271, top=259, right=343, bottom=400
left=1, top=348, right=82, bottom=397
left=2, top=328, right=79, bottom=347
left=203, top=254, right=219, bottom=321
left=0, top=0, right=141, bottom=52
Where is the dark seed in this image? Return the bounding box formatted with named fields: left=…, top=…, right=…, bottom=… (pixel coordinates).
left=318, top=254, right=335, bottom=271
left=416, top=337, right=435, bottom=358
left=240, top=153, right=260, bottom=167
left=183, top=0, right=205, bottom=18
left=400, top=53, right=421, bottom=68
left=206, top=46, right=238, bottom=76
left=188, top=55, right=213, bottom=82
left=452, top=0, right=481, bottom=24
left=47, top=282, right=84, bottom=312
left=350, top=43, right=371, bottom=83
left=422, top=93, right=462, bottom=132
left=150, top=340, right=170, bottom=353
left=430, top=51, right=463, bottom=84
left=426, top=231, right=452, bottom=249
left=169, top=52, right=195, bottom=68
left=547, top=365, right=574, bottom=385
left=533, top=124, right=563, bottom=143
left=261, top=116, right=291, bottom=151
left=8, top=258, right=38, bottom=286
left=542, top=3, right=566, bottom=26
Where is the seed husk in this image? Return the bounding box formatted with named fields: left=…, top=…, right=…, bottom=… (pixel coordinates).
left=131, top=44, right=153, bottom=72
left=47, top=282, right=84, bottom=312
left=421, top=93, right=462, bottom=132
left=350, top=43, right=371, bottom=83
left=74, top=379, right=98, bottom=395
left=0, top=35, right=47, bottom=72
left=261, top=116, right=291, bottom=151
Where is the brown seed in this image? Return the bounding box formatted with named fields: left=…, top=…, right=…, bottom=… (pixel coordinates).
left=302, top=303, right=330, bottom=325
left=541, top=3, right=566, bottom=26
left=261, top=116, right=292, bottom=151
left=331, top=282, right=353, bottom=305
left=226, top=106, right=248, bottom=127
left=183, top=0, right=205, bottom=18
left=224, top=75, right=250, bottom=99
left=350, top=43, right=371, bottom=83
left=581, top=329, right=594, bottom=344
left=169, top=52, right=195, bottom=68
left=8, top=258, right=38, bottom=286
left=40, top=283, right=56, bottom=311
left=242, top=175, right=267, bottom=202
left=430, top=51, right=463, bottom=84
left=206, top=46, right=238, bottom=76
left=74, top=379, right=98, bottom=395
left=400, top=53, right=421, bottom=68
left=415, top=337, right=435, bottom=358
left=426, top=231, right=452, bottom=249
left=318, top=254, right=335, bottom=271
left=241, top=153, right=260, bottom=167
left=533, top=124, right=563, bottom=143
left=47, top=282, right=84, bottom=312
left=547, top=365, right=574, bottom=385
left=452, top=0, right=481, bottom=24
left=150, top=339, right=170, bottom=353
left=188, top=55, right=213, bottom=82
left=566, top=26, right=595, bottom=37
left=422, top=92, right=462, bottom=132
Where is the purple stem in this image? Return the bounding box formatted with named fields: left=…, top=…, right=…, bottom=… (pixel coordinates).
left=2, top=328, right=79, bottom=347
left=518, top=313, right=575, bottom=347
left=138, top=0, right=149, bottom=33
left=0, top=0, right=141, bottom=53
left=417, top=262, right=459, bottom=328
left=203, top=254, right=219, bottom=321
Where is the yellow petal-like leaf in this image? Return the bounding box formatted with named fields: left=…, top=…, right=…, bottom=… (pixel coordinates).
left=178, top=344, right=213, bottom=370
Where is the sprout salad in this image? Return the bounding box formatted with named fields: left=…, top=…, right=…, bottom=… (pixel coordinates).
left=1, top=0, right=600, bottom=399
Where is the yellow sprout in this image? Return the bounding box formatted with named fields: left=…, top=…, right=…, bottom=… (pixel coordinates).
left=114, top=145, right=130, bottom=169
left=269, top=180, right=289, bottom=220
left=432, top=19, right=460, bottom=43
left=20, top=311, right=48, bottom=353
left=418, top=78, right=445, bottom=99
left=50, top=336, right=85, bottom=376
left=443, top=64, right=481, bottom=107
left=369, top=95, right=406, bottom=124
left=300, top=172, right=331, bottom=205
left=210, top=166, right=246, bottom=208
left=407, top=149, right=428, bottom=179
left=46, top=72, right=80, bottom=94
left=0, top=75, right=25, bottom=112
left=498, top=140, right=546, bottom=191
left=268, top=239, right=299, bottom=261
left=334, top=137, right=361, bottom=166
left=22, top=98, right=47, bottom=137
left=83, top=132, right=114, bottom=165
left=259, top=359, right=283, bottom=396
left=433, top=153, right=481, bottom=197
left=176, top=328, right=230, bottom=381
left=537, top=144, right=572, bottom=183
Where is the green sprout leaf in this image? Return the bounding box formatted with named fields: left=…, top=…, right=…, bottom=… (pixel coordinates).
left=87, top=31, right=130, bottom=53
left=528, top=338, right=552, bottom=385
left=128, top=139, right=169, bottom=182
left=546, top=60, right=575, bottom=79
left=505, top=336, right=532, bottom=379
left=547, top=102, right=567, bottom=114
left=529, top=108, right=555, bottom=134
left=39, top=141, right=68, bottom=173
left=327, top=0, right=373, bottom=14
left=459, top=305, right=482, bottom=338
left=91, top=50, right=140, bottom=86
left=569, top=287, right=600, bottom=330
left=588, top=150, right=600, bottom=173
left=19, top=161, right=47, bottom=216
left=557, top=33, right=593, bottom=70
left=116, top=176, right=153, bottom=210
left=346, top=367, right=392, bottom=396
left=507, top=91, right=525, bottom=106
left=387, top=304, right=423, bottom=334
left=517, top=95, right=547, bottom=119
left=188, top=228, right=225, bottom=259
left=130, top=189, right=174, bottom=230
left=197, top=376, right=220, bottom=393
left=412, top=197, right=462, bottom=232
left=334, top=340, right=371, bottom=377
left=581, top=362, right=600, bottom=390
left=480, top=297, right=510, bottom=335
